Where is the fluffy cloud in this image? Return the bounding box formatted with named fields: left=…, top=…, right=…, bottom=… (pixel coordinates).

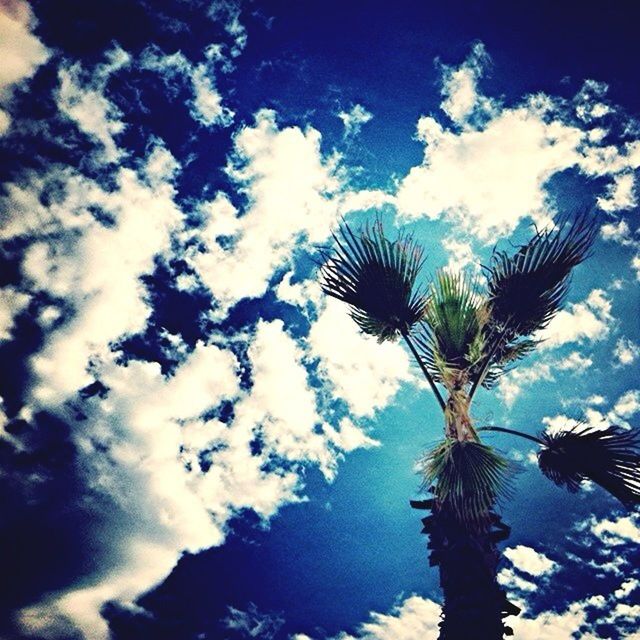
left=537, top=289, right=612, bottom=349
left=0, top=0, right=49, bottom=134
left=396, top=48, right=640, bottom=240
left=614, top=337, right=640, bottom=366
left=439, top=41, right=493, bottom=125
left=191, top=109, right=342, bottom=314
left=14, top=152, right=183, bottom=406
left=0, top=285, right=30, bottom=340
left=308, top=299, right=413, bottom=417
left=57, top=48, right=130, bottom=163
left=498, top=350, right=591, bottom=406
left=502, top=545, right=557, bottom=578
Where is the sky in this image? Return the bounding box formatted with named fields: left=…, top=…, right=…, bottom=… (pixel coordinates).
left=0, top=0, right=639, bottom=638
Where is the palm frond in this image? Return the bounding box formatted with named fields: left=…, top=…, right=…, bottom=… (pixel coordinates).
left=538, top=424, right=640, bottom=507
left=419, top=440, right=512, bottom=525
left=414, top=272, right=486, bottom=385
left=485, top=213, right=597, bottom=338
left=318, top=220, right=429, bottom=342
left=474, top=338, right=538, bottom=389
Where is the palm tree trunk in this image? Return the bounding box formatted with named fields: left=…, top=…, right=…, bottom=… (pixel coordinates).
left=411, top=499, right=520, bottom=640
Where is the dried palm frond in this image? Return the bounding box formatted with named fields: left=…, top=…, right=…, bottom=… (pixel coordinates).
left=538, top=424, right=640, bottom=507
left=318, top=220, right=429, bottom=342
left=419, top=440, right=512, bottom=526
left=485, top=213, right=597, bottom=339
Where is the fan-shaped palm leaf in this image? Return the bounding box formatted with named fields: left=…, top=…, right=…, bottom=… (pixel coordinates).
left=538, top=424, right=640, bottom=507
left=485, top=213, right=597, bottom=338
left=318, top=220, right=429, bottom=342
left=414, top=272, right=486, bottom=387
left=419, top=440, right=512, bottom=526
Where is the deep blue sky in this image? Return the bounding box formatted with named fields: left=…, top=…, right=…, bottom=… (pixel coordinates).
left=1, top=1, right=639, bottom=639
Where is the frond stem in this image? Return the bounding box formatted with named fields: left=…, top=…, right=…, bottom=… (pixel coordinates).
left=478, top=426, right=545, bottom=446
left=469, top=320, right=510, bottom=401
left=401, top=331, right=447, bottom=412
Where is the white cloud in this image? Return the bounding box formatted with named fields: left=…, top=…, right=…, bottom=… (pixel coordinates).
left=591, top=513, right=640, bottom=546
left=140, top=46, right=234, bottom=127
left=57, top=48, right=131, bottom=163
left=396, top=50, right=640, bottom=240
left=613, top=389, right=640, bottom=419
left=537, top=289, right=612, bottom=349
left=614, top=337, right=640, bottom=366
left=497, top=349, right=592, bottom=406
left=338, top=103, right=373, bottom=137
left=439, top=41, right=493, bottom=125
left=308, top=299, right=413, bottom=417
left=442, top=236, right=477, bottom=272
left=503, top=545, right=557, bottom=577
left=497, top=567, right=537, bottom=592
left=191, top=109, right=342, bottom=314
left=601, top=218, right=633, bottom=244
left=190, top=63, right=234, bottom=126
left=0, top=1, right=50, bottom=134
left=0, top=286, right=30, bottom=340
left=14, top=151, right=182, bottom=406
left=597, top=172, right=636, bottom=211
left=331, top=595, right=441, bottom=640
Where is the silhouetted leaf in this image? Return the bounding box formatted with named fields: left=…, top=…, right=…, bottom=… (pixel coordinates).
left=538, top=424, right=640, bottom=507
left=318, top=220, right=429, bottom=341
left=419, top=440, right=512, bottom=526
left=485, top=213, right=597, bottom=338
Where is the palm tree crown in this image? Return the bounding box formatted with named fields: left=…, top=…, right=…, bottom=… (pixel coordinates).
left=318, top=214, right=639, bottom=520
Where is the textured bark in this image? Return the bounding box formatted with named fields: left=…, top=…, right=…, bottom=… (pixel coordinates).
left=411, top=499, right=521, bottom=640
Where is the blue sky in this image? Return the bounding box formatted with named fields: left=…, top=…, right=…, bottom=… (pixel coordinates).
left=0, top=1, right=639, bottom=638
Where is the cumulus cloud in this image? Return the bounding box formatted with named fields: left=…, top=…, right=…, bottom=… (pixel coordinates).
left=0, top=285, right=30, bottom=340
left=498, top=350, right=591, bottom=407
left=439, top=41, right=493, bottom=125
left=502, top=545, right=557, bottom=578
left=614, top=337, right=640, bottom=366
left=0, top=0, right=50, bottom=134
left=537, top=289, right=612, bottom=349
left=396, top=48, right=640, bottom=240
left=308, top=299, right=413, bottom=417
left=190, top=109, right=342, bottom=314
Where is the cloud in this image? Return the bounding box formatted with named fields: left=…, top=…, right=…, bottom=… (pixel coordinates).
left=614, top=337, right=640, bottom=366
left=537, top=289, right=612, bottom=349
left=439, top=41, right=493, bottom=125
left=597, top=172, right=636, bottom=211
left=308, top=298, right=413, bottom=417
left=140, top=46, right=234, bottom=127
left=190, top=109, right=342, bottom=314
left=613, top=389, right=640, bottom=419
left=502, top=545, right=557, bottom=578
left=0, top=286, right=30, bottom=340
left=498, top=350, right=591, bottom=406
left=338, top=103, right=373, bottom=137
left=57, top=48, right=131, bottom=163
left=396, top=49, right=640, bottom=240
left=0, top=0, right=50, bottom=134
left=590, top=513, right=640, bottom=546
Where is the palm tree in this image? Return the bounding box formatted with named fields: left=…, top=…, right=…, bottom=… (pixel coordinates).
left=317, top=215, right=640, bottom=639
